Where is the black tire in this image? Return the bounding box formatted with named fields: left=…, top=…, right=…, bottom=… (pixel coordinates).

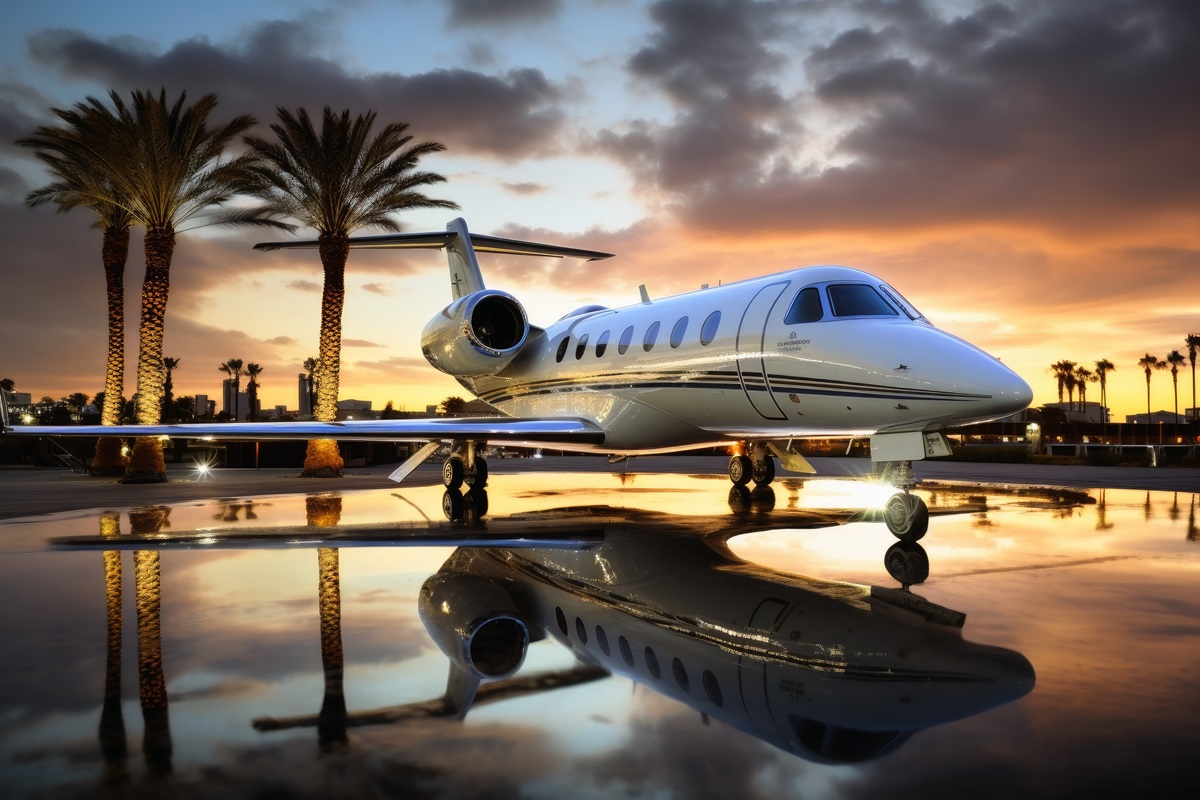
left=442, top=456, right=465, bottom=489
left=884, top=541, right=930, bottom=586
left=752, top=455, right=776, bottom=485
left=728, top=485, right=751, bottom=513
left=442, top=489, right=464, bottom=521
left=884, top=493, right=929, bottom=541
left=728, top=454, right=752, bottom=486
left=465, top=457, right=488, bottom=487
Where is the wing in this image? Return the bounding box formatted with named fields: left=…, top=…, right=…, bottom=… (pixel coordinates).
left=1, top=416, right=606, bottom=449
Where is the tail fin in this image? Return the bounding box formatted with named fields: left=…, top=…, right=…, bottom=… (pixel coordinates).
left=445, top=218, right=486, bottom=301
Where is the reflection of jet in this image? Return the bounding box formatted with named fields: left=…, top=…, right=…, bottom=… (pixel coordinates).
left=1, top=218, right=1033, bottom=539
left=419, top=527, right=1035, bottom=764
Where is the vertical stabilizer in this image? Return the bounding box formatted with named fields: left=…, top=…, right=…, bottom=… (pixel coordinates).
left=446, top=218, right=486, bottom=300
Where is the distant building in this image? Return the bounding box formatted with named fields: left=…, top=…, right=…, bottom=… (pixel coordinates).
left=336, top=399, right=374, bottom=419
left=194, top=393, right=215, bottom=419
left=221, top=379, right=251, bottom=419
left=1125, top=410, right=1188, bottom=424
left=297, top=373, right=312, bottom=416
left=1044, top=401, right=1109, bottom=423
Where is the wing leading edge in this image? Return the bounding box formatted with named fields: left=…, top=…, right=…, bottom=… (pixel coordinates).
left=1, top=417, right=607, bottom=449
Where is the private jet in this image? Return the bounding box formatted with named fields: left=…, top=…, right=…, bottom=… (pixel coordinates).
left=0, top=218, right=1033, bottom=540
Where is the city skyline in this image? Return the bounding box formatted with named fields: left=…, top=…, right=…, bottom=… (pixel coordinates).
left=2, top=1, right=1198, bottom=420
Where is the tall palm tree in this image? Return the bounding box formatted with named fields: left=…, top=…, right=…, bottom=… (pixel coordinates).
left=18, top=109, right=135, bottom=474
left=1094, top=359, right=1115, bottom=421
left=302, top=357, right=318, bottom=416
left=1186, top=334, right=1200, bottom=422
left=1138, top=353, right=1166, bottom=422
left=1073, top=366, right=1093, bottom=413
left=1050, top=360, right=1076, bottom=406
left=242, top=106, right=457, bottom=476
left=1166, top=350, right=1186, bottom=423
left=161, top=357, right=180, bottom=422
left=73, top=89, right=290, bottom=482
left=245, top=362, right=263, bottom=421
left=218, top=359, right=244, bottom=421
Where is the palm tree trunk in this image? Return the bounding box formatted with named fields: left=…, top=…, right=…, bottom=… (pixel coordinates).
left=93, top=226, right=129, bottom=475
left=303, top=235, right=348, bottom=478
left=99, top=513, right=127, bottom=781
left=126, top=226, right=174, bottom=482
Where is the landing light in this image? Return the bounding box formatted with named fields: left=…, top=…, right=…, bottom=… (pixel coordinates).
left=192, top=457, right=216, bottom=480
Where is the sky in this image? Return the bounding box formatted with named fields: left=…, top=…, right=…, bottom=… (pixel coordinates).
left=1, top=0, right=1197, bottom=420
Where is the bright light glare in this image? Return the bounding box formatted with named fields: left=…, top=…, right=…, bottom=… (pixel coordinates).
left=192, top=457, right=216, bottom=480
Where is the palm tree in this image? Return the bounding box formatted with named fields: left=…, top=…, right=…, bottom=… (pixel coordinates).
left=1166, top=350, right=1186, bottom=424
left=1073, top=366, right=1093, bottom=413
left=245, top=363, right=263, bottom=421
left=161, top=357, right=180, bottom=422
left=1186, top=334, right=1200, bottom=422
left=1138, top=353, right=1166, bottom=422
left=18, top=107, right=135, bottom=474
left=242, top=106, right=457, bottom=476
left=73, top=89, right=290, bottom=482
left=218, top=359, right=244, bottom=421
left=1050, top=360, right=1076, bottom=406
left=302, top=357, right=318, bottom=415
left=1094, top=359, right=1115, bottom=423
left=0, top=377, right=14, bottom=394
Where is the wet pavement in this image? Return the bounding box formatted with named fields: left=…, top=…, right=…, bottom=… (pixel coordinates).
left=0, top=460, right=1197, bottom=798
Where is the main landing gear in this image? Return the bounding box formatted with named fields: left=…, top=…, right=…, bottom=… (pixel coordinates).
left=877, top=459, right=928, bottom=543
left=728, top=442, right=775, bottom=487
left=441, top=441, right=489, bottom=524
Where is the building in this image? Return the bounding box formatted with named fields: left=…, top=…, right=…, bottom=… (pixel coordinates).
left=1124, top=410, right=1188, bottom=425
left=297, top=373, right=312, bottom=416
left=1043, top=401, right=1109, bottom=423
left=220, top=380, right=250, bottom=420
left=336, top=399, right=373, bottom=419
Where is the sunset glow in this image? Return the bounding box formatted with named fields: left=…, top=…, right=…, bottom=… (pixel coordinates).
left=2, top=1, right=1197, bottom=419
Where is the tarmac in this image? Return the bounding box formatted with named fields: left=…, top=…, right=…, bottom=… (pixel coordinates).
left=1, top=455, right=1197, bottom=521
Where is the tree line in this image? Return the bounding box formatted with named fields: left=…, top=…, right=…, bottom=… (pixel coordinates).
left=1050, top=334, right=1200, bottom=422
left=17, top=89, right=456, bottom=481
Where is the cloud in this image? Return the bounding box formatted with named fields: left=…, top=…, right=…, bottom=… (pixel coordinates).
left=23, top=20, right=570, bottom=160
left=501, top=181, right=549, bottom=196
left=361, top=282, right=389, bottom=296
left=445, top=0, right=562, bottom=28
left=287, top=280, right=322, bottom=292
left=342, top=338, right=383, bottom=347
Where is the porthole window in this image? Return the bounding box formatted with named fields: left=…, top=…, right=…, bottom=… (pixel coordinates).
left=700, top=311, right=721, bottom=345
left=555, top=337, right=570, bottom=363
left=702, top=670, right=723, bottom=707
left=555, top=607, right=568, bottom=636
left=596, top=330, right=610, bottom=357
left=645, top=647, right=661, bottom=679
left=575, top=617, right=588, bottom=644
left=672, top=658, right=690, bottom=691
left=618, top=325, right=634, bottom=355
left=575, top=333, right=590, bottom=360
left=618, top=635, right=634, bottom=667
left=596, top=625, right=610, bottom=656
left=670, top=317, right=688, bottom=348
left=643, top=321, right=661, bottom=352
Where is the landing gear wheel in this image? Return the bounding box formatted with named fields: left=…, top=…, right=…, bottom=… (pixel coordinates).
left=752, top=456, right=776, bottom=485
left=728, top=454, right=752, bottom=486
left=442, top=456, right=465, bottom=489
left=442, top=489, right=464, bottom=521
left=884, top=493, right=929, bottom=542
left=884, top=541, right=930, bottom=587
left=728, top=485, right=751, bottom=513
left=465, top=457, right=488, bottom=488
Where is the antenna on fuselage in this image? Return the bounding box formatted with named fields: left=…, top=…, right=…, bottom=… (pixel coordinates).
left=639, top=284, right=651, bottom=304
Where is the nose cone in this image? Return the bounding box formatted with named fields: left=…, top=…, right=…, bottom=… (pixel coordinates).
left=887, top=326, right=1033, bottom=423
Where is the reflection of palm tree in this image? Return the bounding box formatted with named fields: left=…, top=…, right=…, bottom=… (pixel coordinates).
left=1095, top=489, right=1114, bottom=531
left=1169, top=493, right=1181, bottom=522
left=1187, top=497, right=1197, bottom=543
left=99, top=512, right=127, bottom=783
left=307, top=495, right=347, bottom=749
left=1143, top=491, right=1153, bottom=522
left=129, top=507, right=173, bottom=775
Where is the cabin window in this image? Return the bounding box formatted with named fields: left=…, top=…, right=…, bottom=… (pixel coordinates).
left=618, top=325, right=634, bottom=354
left=619, top=636, right=635, bottom=667
left=595, top=625, right=611, bottom=656
left=670, top=317, right=688, bottom=348
left=702, top=670, right=723, bottom=707
left=575, top=333, right=590, bottom=359
left=555, top=607, right=568, bottom=636
left=784, top=287, right=824, bottom=324
left=672, top=658, right=690, bottom=691
left=555, top=336, right=570, bottom=363
left=827, top=283, right=898, bottom=318
left=645, top=647, right=661, bottom=679
left=700, top=311, right=721, bottom=345
left=596, top=330, right=610, bottom=357
left=575, top=617, right=588, bottom=644
left=643, top=321, right=661, bottom=352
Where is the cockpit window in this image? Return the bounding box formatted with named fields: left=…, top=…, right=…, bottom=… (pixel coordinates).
left=878, top=283, right=927, bottom=321
left=784, top=287, right=824, bottom=324
left=827, top=284, right=899, bottom=318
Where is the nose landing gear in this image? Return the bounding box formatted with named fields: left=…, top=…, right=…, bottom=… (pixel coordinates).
left=728, top=442, right=775, bottom=487
left=877, top=459, right=928, bottom=542
left=441, top=441, right=489, bottom=490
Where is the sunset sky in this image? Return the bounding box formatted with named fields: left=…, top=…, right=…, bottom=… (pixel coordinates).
left=1, top=0, right=1197, bottom=420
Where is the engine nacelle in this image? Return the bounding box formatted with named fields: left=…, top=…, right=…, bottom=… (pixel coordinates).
left=417, top=572, right=529, bottom=680
left=420, top=290, right=529, bottom=376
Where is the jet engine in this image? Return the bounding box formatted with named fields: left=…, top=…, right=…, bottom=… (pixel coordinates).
left=417, top=572, right=529, bottom=680
left=420, top=289, right=529, bottom=377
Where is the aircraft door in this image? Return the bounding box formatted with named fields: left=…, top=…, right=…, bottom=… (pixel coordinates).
left=739, top=598, right=789, bottom=740
left=736, top=282, right=790, bottom=420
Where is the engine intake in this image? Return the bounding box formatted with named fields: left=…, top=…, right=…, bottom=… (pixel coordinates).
left=421, top=290, right=529, bottom=376
left=418, top=572, right=529, bottom=680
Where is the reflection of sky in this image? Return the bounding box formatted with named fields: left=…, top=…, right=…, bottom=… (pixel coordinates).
left=0, top=477, right=1197, bottom=796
